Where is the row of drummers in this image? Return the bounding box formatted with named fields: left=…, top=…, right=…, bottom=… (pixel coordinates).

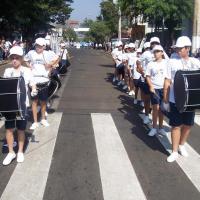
left=0, top=37, right=68, bottom=166
left=111, top=36, right=200, bottom=163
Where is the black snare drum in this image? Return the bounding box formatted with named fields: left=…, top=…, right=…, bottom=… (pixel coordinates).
left=0, top=77, right=26, bottom=120
left=174, top=70, right=200, bottom=112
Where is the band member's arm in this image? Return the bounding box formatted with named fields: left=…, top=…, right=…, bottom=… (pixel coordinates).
left=146, top=76, right=155, bottom=93
left=163, top=78, right=171, bottom=103
left=136, top=60, right=145, bottom=76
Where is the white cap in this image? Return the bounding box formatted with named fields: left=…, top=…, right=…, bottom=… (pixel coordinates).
left=175, top=36, right=192, bottom=48
left=9, top=46, right=23, bottom=57
left=35, top=38, right=46, bottom=46
left=128, top=43, right=135, bottom=48
left=143, top=42, right=150, bottom=49
left=117, top=41, right=123, bottom=46
left=150, top=37, right=160, bottom=44
left=136, top=48, right=142, bottom=53
left=124, top=44, right=129, bottom=49
left=60, top=43, right=65, bottom=47
left=153, top=45, right=164, bottom=52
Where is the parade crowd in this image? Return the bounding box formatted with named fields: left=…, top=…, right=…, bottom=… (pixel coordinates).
left=111, top=36, right=200, bottom=163
left=1, top=37, right=69, bottom=166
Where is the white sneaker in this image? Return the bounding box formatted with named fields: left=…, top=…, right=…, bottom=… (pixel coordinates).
left=148, top=128, right=157, bottom=137
left=112, top=77, right=116, bottom=83
left=143, top=116, right=150, bottom=124
left=17, top=152, right=24, bottom=163
left=158, top=128, right=167, bottom=136
left=123, top=85, right=128, bottom=90
left=3, top=153, right=16, bottom=165
left=128, top=90, right=135, bottom=96
left=178, top=145, right=189, bottom=157
left=41, top=119, right=50, bottom=127
left=30, top=122, right=39, bottom=130
left=167, top=152, right=178, bottom=163
left=134, top=99, right=138, bottom=104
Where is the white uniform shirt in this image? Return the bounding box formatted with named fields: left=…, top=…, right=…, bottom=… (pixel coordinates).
left=24, top=50, right=56, bottom=83
left=59, top=49, right=68, bottom=60
left=165, top=57, right=200, bottom=103
left=3, top=66, right=35, bottom=107
left=145, top=59, right=167, bottom=89
left=111, top=49, right=123, bottom=67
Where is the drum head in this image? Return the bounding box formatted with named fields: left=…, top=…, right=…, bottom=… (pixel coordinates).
left=174, top=71, right=187, bottom=112
left=48, top=79, right=59, bottom=99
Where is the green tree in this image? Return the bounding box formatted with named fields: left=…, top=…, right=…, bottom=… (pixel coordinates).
left=118, top=0, right=193, bottom=42
left=63, top=28, right=77, bottom=41
left=87, top=21, right=111, bottom=43
left=99, top=0, right=118, bottom=37
left=0, top=0, right=73, bottom=38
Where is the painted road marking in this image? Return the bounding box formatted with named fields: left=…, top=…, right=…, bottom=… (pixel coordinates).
left=0, top=112, right=63, bottom=200
left=91, top=113, right=147, bottom=200
left=139, top=113, right=200, bottom=192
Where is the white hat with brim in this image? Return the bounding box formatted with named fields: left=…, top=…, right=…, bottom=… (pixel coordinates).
left=117, top=41, right=123, bottom=46
left=124, top=44, right=129, bottom=49
left=128, top=43, right=135, bottom=48
left=9, top=46, right=23, bottom=57
left=150, top=37, right=160, bottom=44
left=153, top=45, right=164, bottom=52
left=35, top=38, right=46, bottom=46
left=175, top=36, right=192, bottom=48
left=144, top=42, right=150, bottom=49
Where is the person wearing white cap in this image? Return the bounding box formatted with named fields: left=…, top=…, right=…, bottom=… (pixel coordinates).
left=125, top=43, right=137, bottom=95
left=2, top=46, right=36, bottom=165
left=111, top=41, right=123, bottom=83
left=58, top=42, right=69, bottom=73
left=145, top=45, right=167, bottom=137
left=163, top=36, right=200, bottom=162
left=24, top=37, right=58, bottom=130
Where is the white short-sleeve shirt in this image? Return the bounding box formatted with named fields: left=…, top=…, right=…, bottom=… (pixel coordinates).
left=24, top=50, right=56, bottom=83
left=145, top=59, right=167, bottom=89
left=165, top=57, right=200, bottom=103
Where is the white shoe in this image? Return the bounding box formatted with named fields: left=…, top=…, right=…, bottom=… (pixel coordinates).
left=112, top=77, right=116, bottom=83
left=178, top=145, right=189, bottom=157
left=143, top=116, right=150, bottom=124
left=30, top=122, right=39, bottom=130
left=134, top=99, right=138, bottom=104
left=148, top=128, right=157, bottom=137
left=123, top=85, right=128, bottom=90
left=167, top=152, right=178, bottom=163
left=41, top=119, right=50, bottom=127
left=3, top=153, right=16, bottom=165
left=128, top=90, right=135, bottom=96
left=158, top=128, right=167, bottom=136
left=17, top=152, right=24, bottom=163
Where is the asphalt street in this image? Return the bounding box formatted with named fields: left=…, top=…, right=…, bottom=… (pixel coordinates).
left=0, top=49, right=200, bottom=200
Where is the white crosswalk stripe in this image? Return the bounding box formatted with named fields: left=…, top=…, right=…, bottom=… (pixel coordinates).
left=91, top=113, right=147, bottom=200
left=139, top=113, right=200, bottom=192
left=0, top=112, right=63, bottom=200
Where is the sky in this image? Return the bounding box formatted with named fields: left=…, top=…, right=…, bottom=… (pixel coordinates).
left=70, top=0, right=102, bottom=22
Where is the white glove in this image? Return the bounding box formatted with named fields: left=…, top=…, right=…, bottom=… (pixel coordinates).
left=162, top=102, right=170, bottom=112
left=31, top=89, right=38, bottom=97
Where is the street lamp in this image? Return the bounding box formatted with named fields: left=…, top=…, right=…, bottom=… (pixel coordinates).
left=113, top=0, right=122, bottom=41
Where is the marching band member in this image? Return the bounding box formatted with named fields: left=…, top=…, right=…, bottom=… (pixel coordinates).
left=146, top=45, right=167, bottom=136
left=25, top=38, right=58, bottom=130
left=3, top=46, right=36, bottom=165
left=163, top=36, right=200, bottom=162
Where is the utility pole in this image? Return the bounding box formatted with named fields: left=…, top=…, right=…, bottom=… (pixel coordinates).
left=192, top=0, right=200, bottom=54
left=113, top=0, right=122, bottom=41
